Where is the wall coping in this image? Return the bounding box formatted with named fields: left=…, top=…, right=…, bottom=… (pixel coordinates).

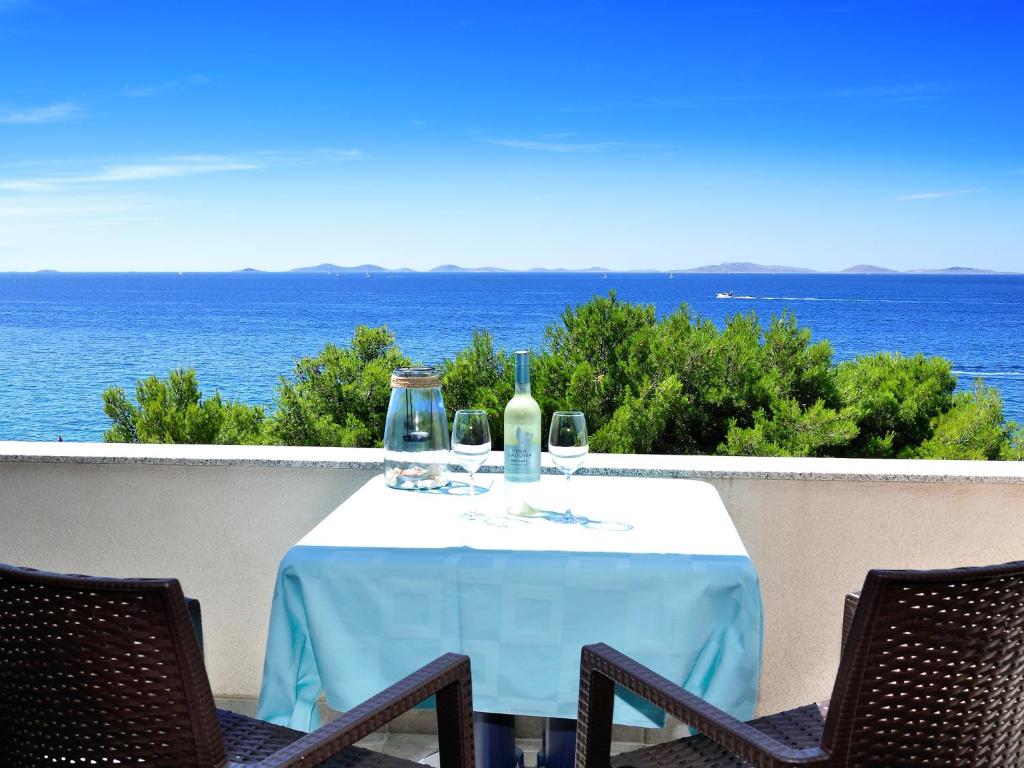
left=2, top=441, right=1022, bottom=484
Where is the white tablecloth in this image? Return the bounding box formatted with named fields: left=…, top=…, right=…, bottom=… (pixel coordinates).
left=258, top=474, right=762, bottom=730
left=298, top=474, right=749, bottom=556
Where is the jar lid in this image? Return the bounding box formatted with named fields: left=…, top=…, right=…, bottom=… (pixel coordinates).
left=390, top=366, right=441, bottom=388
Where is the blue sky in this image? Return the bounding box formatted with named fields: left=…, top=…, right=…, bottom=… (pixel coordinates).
left=0, top=1, right=1021, bottom=271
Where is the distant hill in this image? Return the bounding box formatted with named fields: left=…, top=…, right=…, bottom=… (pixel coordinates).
left=281, top=261, right=1014, bottom=275
left=430, top=264, right=509, bottom=273
left=291, top=263, right=390, bottom=273
left=842, top=264, right=898, bottom=274
left=682, top=262, right=818, bottom=274
left=234, top=267, right=263, bottom=273
left=907, top=266, right=999, bottom=275
left=526, top=266, right=610, bottom=273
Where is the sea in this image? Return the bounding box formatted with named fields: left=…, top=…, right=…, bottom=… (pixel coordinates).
left=1, top=271, right=1022, bottom=442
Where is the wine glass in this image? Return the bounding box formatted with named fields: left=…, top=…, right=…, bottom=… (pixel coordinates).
left=451, top=409, right=491, bottom=518
left=548, top=411, right=588, bottom=524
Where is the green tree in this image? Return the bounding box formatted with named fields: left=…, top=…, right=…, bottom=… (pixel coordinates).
left=535, top=292, right=658, bottom=447
left=266, top=325, right=409, bottom=447
left=1006, top=427, right=1024, bottom=461
left=916, top=381, right=1020, bottom=460
left=439, top=331, right=513, bottom=445
left=98, top=296, right=1023, bottom=460
left=721, top=399, right=859, bottom=457
left=571, top=301, right=846, bottom=456
left=835, top=352, right=956, bottom=457
left=102, top=368, right=265, bottom=444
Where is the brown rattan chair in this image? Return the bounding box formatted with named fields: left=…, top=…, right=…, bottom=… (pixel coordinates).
left=576, top=560, right=1024, bottom=768
left=839, top=591, right=859, bottom=656
left=0, top=562, right=474, bottom=768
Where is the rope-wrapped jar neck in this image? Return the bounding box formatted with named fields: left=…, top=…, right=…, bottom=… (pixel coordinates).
left=390, top=367, right=441, bottom=389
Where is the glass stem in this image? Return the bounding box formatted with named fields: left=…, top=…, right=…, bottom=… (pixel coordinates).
left=469, top=471, right=475, bottom=501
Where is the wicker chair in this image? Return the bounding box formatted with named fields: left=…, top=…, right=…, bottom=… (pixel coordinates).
left=576, top=560, right=1024, bottom=768
left=0, top=562, right=474, bottom=768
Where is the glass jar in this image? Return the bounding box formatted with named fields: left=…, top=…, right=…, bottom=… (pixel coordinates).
left=383, top=366, right=450, bottom=490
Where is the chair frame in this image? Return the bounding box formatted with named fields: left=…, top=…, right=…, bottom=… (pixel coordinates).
left=0, top=562, right=475, bottom=768
left=577, top=560, right=1024, bottom=768
left=577, top=643, right=829, bottom=768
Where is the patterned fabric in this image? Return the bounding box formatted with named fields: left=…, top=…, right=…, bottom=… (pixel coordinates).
left=257, top=476, right=762, bottom=731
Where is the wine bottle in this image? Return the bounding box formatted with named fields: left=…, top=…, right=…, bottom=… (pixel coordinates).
left=504, top=350, right=542, bottom=498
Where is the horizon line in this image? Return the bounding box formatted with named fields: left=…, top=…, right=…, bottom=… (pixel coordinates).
left=5, top=265, right=1019, bottom=276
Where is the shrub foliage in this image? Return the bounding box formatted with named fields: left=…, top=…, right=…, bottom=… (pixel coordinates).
left=103, top=293, right=1022, bottom=460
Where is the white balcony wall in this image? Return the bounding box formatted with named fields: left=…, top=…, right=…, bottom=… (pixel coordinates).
left=2, top=441, right=1023, bottom=721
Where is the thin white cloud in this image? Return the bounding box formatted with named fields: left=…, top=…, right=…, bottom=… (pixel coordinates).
left=554, top=97, right=679, bottom=113
left=554, top=83, right=952, bottom=114
left=0, top=149, right=365, bottom=192
left=123, top=74, right=209, bottom=98
left=701, top=82, right=952, bottom=106
left=477, top=138, right=622, bottom=153
left=0, top=102, right=83, bottom=124
left=246, top=147, right=364, bottom=160
left=896, top=187, right=984, bottom=202
left=830, top=83, right=950, bottom=104
left=554, top=104, right=625, bottom=114
left=0, top=196, right=161, bottom=229
left=0, top=155, right=260, bottom=191
left=312, top=148, right=364, bottom=159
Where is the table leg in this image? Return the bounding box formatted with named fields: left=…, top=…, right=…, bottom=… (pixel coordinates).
left=542, top=717, right=577, bottom=768
left=473, top=712, right=519, bottom=768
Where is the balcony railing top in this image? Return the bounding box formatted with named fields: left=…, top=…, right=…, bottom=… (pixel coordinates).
left=2, top=440, right=1023, bottom=484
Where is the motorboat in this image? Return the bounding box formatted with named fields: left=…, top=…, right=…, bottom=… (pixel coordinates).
left=715, top=291, right=735, bottom=299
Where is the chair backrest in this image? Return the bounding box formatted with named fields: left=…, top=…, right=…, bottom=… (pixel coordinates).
left=0, top=562, right=226, bottom=768
left=822, top=560, right=1024, bottom=767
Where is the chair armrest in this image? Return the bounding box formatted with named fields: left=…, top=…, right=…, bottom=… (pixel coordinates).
left=841, top=591, right=860, bottom=656
left=185, top=596, right=204, bottom=656
left=256, top=653, right=474, bottom=768
left=577, top=644, right=829, bottom=768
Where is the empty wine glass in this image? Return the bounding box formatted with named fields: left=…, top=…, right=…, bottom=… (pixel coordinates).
left=451, top=409, right=491, bottom=518
left=548, top=411, right=588, bottom=524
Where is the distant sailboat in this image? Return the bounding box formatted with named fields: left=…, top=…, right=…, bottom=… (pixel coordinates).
left=669, top=272, right=674, bottom=279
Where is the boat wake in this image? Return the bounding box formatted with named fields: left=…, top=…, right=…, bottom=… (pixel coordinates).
left=722, top=296, right=939, bottom=304
left=953, top=371, right=1024, bottom=379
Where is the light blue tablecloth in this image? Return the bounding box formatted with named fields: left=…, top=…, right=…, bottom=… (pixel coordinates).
left=257, top=481, right=762, bottom=731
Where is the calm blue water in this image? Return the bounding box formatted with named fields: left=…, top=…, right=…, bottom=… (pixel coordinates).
left=1, top=272, right=1022, bottom=442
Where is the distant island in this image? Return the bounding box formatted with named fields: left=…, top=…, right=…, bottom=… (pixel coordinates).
left=906, top=266, right=999, bottom=275
left=678, top=262, right=817, bottom=274
left=290, top=262, right=393, bottom=273
left=285, top=261, right=1014, bottom=275
left=430, top=264, right=509, bottom=273
left=10, top=262, right=1016, bottom=275
left=842, top=264, right=899, bottom=274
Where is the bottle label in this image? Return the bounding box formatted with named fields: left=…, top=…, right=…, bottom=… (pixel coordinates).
left=504, top=424, right=541, bottom=481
